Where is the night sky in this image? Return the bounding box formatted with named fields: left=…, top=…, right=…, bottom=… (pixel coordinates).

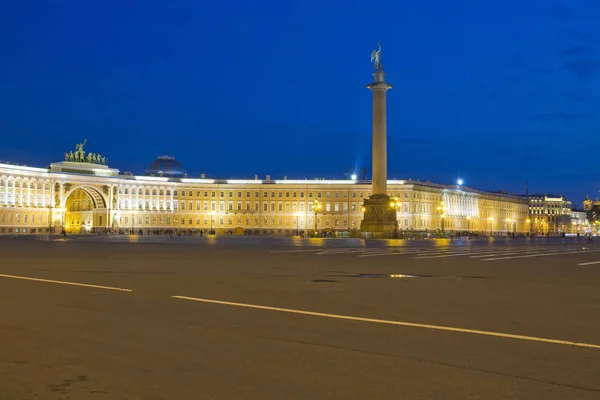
left=1, top=0, right=598, bottom=205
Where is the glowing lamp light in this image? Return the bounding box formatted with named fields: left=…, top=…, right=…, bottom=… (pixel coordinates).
left=457, top=178, right=464, bottom=186
left=350, top=174, right=357, bottom=180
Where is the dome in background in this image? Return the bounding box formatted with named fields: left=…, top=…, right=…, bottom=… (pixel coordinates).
left=144, top=155, right=186, bottom=178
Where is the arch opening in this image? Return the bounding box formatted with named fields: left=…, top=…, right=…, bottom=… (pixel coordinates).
left=62, top=185, right=108, bottom=233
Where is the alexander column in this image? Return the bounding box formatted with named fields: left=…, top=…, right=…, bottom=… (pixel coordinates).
left=360, top=43, right=398, bottom=234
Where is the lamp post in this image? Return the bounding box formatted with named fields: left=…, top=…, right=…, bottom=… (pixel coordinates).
left=436, top=202, right=447, bottom=235
left=505, top=217, right=511, bottom=236
left=294, top=213, right=301, bottom=236
left=526, top=218, right=531, bottom=236
left=389, top=197, right=400, bottom=237
left=313, top=200, right=322, bottom=235
left=488, top=217, right=494, bottom=236
left=466, top=216, right=471, bottom=235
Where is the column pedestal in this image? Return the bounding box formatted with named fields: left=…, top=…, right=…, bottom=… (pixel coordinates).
left=360, top=194, right=397, bottom=235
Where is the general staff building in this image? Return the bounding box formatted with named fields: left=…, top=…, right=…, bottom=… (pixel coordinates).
left=0, top=151, right=529, bottom=236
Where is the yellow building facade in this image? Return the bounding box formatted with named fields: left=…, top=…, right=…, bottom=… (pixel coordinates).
left=0, top=156, right=530, bottom=236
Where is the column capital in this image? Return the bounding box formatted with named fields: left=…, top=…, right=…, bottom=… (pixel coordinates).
left=367, top=82, right=392, bottom=91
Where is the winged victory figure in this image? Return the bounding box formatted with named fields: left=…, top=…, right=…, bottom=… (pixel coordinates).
left=371, top=43, right=382, bottom=70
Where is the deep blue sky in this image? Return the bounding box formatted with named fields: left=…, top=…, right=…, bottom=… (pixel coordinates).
left=1, top=0, right=598, bottom=205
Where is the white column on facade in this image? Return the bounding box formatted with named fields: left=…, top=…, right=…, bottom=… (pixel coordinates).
left=144, top=186, right=148, bottom=210
left=3, top=177, right=8, bottom=205
left=163, top=187, right=166, bottom=211
left=59, top=182, right=64, bottom=207
left=33, top=180, right=38, bottom=207
left=152, top=186, right=156, bottom=210
left=26, top=180, right=31, bottom=207
left=170, top=187, right=174, bottom=211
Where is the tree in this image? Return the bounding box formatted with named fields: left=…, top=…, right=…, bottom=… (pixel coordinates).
left=586, top=205, right=600, bottom=224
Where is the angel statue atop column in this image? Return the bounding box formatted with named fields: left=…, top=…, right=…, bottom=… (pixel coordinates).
left=371, top=43, right=382, bottom=70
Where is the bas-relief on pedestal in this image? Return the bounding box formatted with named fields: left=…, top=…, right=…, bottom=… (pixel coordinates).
left=360, top=195, right=398, bottom=233
left=360, top=43, right=398, bottom=234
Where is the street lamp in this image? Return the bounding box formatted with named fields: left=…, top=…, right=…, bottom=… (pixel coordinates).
left=294, top=213, right=301, bottom=236
left=488, top=217, right=494, bottom=236
left=526, top=218, right=531, bottom=235
left=389, top=197, right=400, bottom=236
left=466, top=216, right=471, bottom=234
left=313, top=200, right=322, bottom=235
left=437, top=202, right=447, bottom=234
left=209, top=211, right=216, bottom=234
left=505, top=217, right=511, bottom=235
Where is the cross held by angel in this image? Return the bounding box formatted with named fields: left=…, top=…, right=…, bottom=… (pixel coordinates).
left=371, top=43, right=382, bottom=70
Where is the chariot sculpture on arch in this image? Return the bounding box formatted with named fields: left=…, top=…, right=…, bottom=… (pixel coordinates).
left=64, top=139, right=107, bottom=165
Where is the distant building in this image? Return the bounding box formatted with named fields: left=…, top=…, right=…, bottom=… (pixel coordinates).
left=527, top=194, right=572, bottom=234
left=0, top=144, right=531, bottom=235
left=571, top=209, right=590, bottom=234
left=583, top=194, right=593, bottom=211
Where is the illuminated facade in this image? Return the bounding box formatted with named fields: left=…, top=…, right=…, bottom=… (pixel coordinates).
left=0, top=154, right=531, bottom=235
left=527, top=194, right=573, bottom=234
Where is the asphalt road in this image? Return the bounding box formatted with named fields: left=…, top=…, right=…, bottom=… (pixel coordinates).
left=1, top=236, right=599, bottom=399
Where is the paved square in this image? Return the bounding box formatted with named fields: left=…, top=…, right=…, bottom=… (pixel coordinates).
left=1, top=236, right=599, bottom=399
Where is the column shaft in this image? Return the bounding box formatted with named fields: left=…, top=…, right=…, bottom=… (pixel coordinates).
left=372, top=89, right=387, bottom=196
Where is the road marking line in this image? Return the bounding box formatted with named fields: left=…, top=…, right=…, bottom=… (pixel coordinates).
left=414, top=250, right=502, bottom=259
left=577, top=260, right=600, bottom=266
left=317, top=249, right=364, bottom=254
left=271, top=249, right=324, bottom=253
left=0, top=273, right=133, bottom=292
left=482, top=249, right=600, bottom=261
left=172, top=295, right=600, bottom=350
left=469, top=249, right=558, bottom=258
left=358, top=250, right=423, bottom=257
